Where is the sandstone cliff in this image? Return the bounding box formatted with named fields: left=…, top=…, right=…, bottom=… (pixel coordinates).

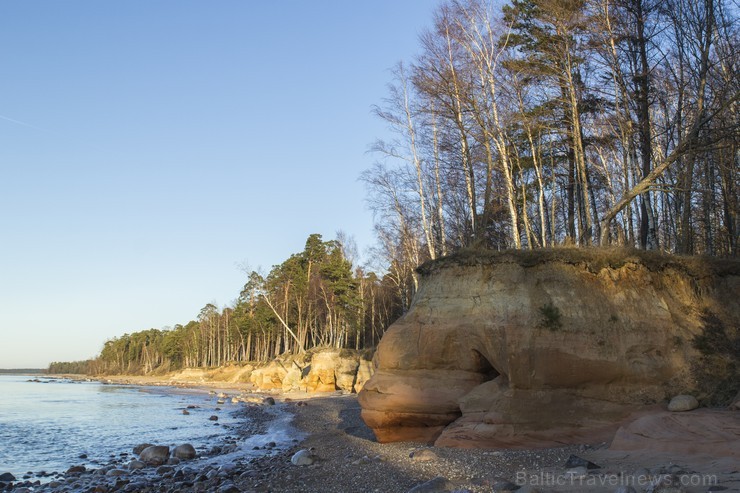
left=249, top=348, right=373, bottom=393
left=358, top=248, right=740, bottom=448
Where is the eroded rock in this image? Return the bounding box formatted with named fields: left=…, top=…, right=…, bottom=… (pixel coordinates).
left=358, top=250, right=740, bottom=447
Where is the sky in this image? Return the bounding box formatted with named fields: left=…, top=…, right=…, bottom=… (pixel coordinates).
left=0, top=1, right=442, bottom=368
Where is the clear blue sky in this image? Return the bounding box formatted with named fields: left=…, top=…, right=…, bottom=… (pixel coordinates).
left=0, top=1, right=441, bottom=368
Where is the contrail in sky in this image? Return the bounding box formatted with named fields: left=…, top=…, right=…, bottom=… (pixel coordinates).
left=0, top=113, right=45, bottom=131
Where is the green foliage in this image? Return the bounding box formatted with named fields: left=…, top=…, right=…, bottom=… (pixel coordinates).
left=691, top=311, right=740, bottom=406
left=538, top=302, right=562, bottom=331
left=57, top=233, right=401, bottom=375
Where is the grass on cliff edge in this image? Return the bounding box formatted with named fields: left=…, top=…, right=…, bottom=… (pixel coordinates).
left=417, top=246, right=740, bottom=278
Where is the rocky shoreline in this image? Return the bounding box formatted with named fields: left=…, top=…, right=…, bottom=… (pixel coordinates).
left=3, top=381, right=739, bottom=493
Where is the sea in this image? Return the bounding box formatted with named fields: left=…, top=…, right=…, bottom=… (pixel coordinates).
left=0, top=374, right=285, bottom=480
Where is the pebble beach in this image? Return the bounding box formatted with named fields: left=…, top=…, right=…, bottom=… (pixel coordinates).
left=2, top=382, right=739, bottom=493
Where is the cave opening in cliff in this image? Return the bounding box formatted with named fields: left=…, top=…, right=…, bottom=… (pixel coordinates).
left=472, top=349, right=501, bottom=381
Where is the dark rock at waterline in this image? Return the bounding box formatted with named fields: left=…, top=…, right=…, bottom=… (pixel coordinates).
left=0, top=472, right=16, bottom=481
left=263, top=397, right=275, bottom=406
left=209, top=415, right=219, bottom=421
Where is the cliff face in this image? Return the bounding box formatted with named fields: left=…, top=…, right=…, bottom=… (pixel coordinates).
left=358, top=249, right=740, bottom=448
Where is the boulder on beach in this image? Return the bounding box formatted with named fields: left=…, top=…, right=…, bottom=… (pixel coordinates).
left=139, top=445, right=170, bottom=466
left=173, top=444, right=197, bottom=460
left=668, top=394, right=699, bottom=412
left=290, top=448, right=317, bottom=466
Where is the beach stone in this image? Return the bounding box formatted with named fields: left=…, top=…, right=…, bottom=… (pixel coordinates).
left=209, top=415, right=219, bottom=421
left=133, top=443, right=155, bottom=455
left=613, top=487, right=637, bottom=493
left=173, top=444, right=197, bottom=460
left=564, top=454, right=601, bottom=469
left=410, top=449, right=438, bottom=462
left=407, top=476, right=454, bottom=493
left=66, top=465, right=86, bottom=474
left=290, top=449, right=317, bottom=466
left=492, top=480, right=520, bottom=492
left=0, top=472, right=15, bottom=482
left=139, top=445, right=170, bottom=466
left=156, top=465, right=174, bottom=475
left=219, top=483, right=240, bottom=493
left=263, top=396, right=275, bottom=406
left=105, top=469, right=127, bottom=477
left=182, top=409, right=190, bottom=415
left=564, top=466, right=589, bottom=479
left=167, top=457, right=181, bottom=465
left=668, top=395, right=699, bottom=412
left=128, top=460, right=146, bottom=470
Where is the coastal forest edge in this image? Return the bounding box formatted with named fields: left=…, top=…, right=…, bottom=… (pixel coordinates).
left=50, top=0, right=738, bottom=374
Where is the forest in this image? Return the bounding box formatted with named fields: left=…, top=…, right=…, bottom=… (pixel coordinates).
left=49, top=234, right=402, bottom=374
left=50, top=0, right=737, bottom=375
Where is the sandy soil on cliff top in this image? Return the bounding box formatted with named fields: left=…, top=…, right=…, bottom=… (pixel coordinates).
left=78, top=374, right=740, bottom=492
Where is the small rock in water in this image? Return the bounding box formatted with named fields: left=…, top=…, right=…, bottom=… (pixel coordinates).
left=78, top=453, right=88, bottom=459
left=0, top=472, right=16, bottom=482
left=563, top=454, right=601, bottom=469
left=182, top=409, right=190, bottom=415
left=263, top=396, right=276, bottom=405
left=209, top=415, right=219, bottom=421
left=290, top=449, right=317, bottom=466
left=668, top=395, right=699, bottom=412
left=406, top=476, right=454, bottom=493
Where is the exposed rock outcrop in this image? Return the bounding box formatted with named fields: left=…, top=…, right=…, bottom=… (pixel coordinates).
left=358, top=248, right=740, bottom=447
left=249, top=348, right=373, bottom=393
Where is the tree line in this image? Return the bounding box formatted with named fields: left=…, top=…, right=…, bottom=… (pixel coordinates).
left=52, top=234, right=402, bottom=375
left=50, top=0, right=737, bottom=374
left=364, top=0, right=738, bottom=297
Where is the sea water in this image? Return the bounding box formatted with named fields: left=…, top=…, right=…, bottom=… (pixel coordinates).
left=0, top=374, right=247, bottom=479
